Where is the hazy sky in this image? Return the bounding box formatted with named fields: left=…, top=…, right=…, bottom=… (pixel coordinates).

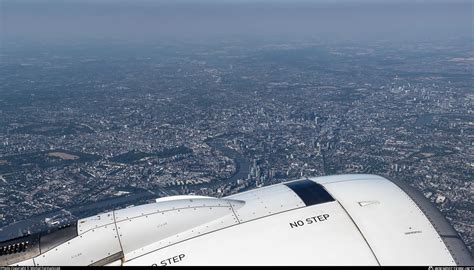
left=1, top=0, right=473, bottom=45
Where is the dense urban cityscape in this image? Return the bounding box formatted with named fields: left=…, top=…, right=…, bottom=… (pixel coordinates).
left=0, top=37, right=472, bottom=254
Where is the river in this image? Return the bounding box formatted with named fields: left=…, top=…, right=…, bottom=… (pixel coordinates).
left=0, top=136, right=250, bottom=241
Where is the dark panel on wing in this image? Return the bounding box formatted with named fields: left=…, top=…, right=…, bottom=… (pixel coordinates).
left=40, top=222, right=78, bottom=253
left=285, top=179, right=335, bottom=206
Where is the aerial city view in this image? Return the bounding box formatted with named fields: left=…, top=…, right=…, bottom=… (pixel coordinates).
left=0, top=0, right=473, bottom=259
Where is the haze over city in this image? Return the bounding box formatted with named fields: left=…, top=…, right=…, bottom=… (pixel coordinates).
left=0, top=0, right=473, bottom=257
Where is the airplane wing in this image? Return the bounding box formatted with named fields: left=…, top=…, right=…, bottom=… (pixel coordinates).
left=1, top=174, right=472, bottom=266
